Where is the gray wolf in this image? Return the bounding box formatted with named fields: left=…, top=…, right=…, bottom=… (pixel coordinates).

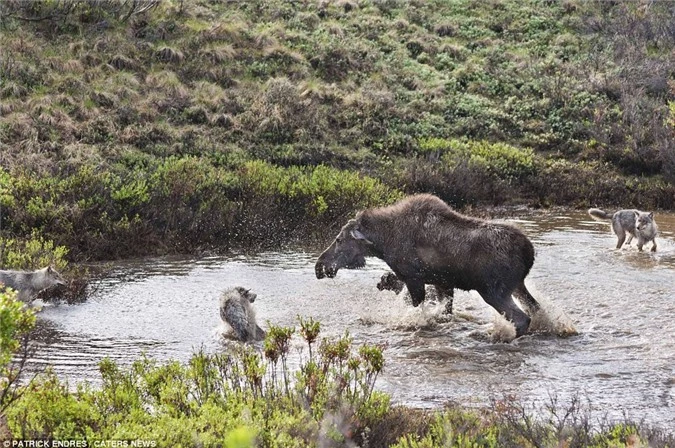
left=315, top=194, right=541, bottom=337
left=377, top=271, right=454, bottom=314
left=588, top=208, right=658, bottom=252
left=0, top=266, right=66, bottom=302
left=219, top=287, right=266, bottom=342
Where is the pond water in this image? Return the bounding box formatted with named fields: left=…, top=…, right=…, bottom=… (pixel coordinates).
left=33, top=209, right=675, bottom=429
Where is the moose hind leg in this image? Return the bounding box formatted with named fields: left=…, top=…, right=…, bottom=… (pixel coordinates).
left=513, top=282, right=540, bottom=315
left=434, top=285, right=454, bottom=314
left=480, top=288, right=531, bottom=338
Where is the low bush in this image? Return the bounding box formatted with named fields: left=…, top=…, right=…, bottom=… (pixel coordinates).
left=5, top=317, right=390, bottom=447
left=0, top=288, right=37, bottom=428
left=418, top=138, right=537, bottom=183
left=525, top=159, right=675, bottom=210
left=0, top=231, right=68, bottom=272
left=394, top=157, right=515, bottom=208
left=0, top=159, right=401, bottom=260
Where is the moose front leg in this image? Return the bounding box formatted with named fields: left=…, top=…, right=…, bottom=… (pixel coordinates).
left=406, top=279, right=426, bottom=306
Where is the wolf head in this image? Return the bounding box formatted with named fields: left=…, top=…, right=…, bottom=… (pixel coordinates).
left=39, top=266, right=66, bottom=288
left=634, top=211, right=654, bottom=232
left=234, top=286, right=257, bottom=303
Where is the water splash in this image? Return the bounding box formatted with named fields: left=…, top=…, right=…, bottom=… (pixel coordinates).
left=488, top=313, right=517, bottom=342
left=526, top=284, right=578, bottom=337
left=358, top=289, right=452, bottom=331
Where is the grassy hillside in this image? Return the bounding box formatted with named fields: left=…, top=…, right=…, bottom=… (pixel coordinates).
left=0, top=0, right=674, bottom=262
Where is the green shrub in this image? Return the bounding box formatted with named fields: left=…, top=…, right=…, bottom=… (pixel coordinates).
left=241, top=160, right=400, bottom=217
left=5, top=316, right=670, bottom=446
left=147, top=156, right=240, bottom=244
left=0, top=288, right=37, bottom=415
left=0, top=289, right=36, bottom=374
left=0, top=231, right=68, bottom=271
left=438, top=139, right=537, bottom=182
left=236, top=160, right=402, bottom=245
left=417, top=138, right=537, bottom=182
left=6, top=319, right=389, bottom=446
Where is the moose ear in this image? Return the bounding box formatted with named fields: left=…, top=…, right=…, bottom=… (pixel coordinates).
left=350, top=229, right=372, bottom=244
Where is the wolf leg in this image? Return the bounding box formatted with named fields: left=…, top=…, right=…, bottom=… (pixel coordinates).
left=612, top=221, right=626, bottom=249
left=637, top=236, right=646, bottom=251
left=651, top=239, right=657, bottom=252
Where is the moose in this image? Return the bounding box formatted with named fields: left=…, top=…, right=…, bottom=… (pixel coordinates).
left=315, top=194, right=541, bottom=337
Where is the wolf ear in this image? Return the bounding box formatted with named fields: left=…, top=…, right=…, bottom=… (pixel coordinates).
left=634, top=211, right=640, bottom=217
left=648, top=212, right=653, bottom=218
left=47, top=266, right=53, bottom=273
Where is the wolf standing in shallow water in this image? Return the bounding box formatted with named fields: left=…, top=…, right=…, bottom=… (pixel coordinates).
left=0, top=266, right=66, bottom=302
left=588, top=208, right=658, bottom=252
left=220, top=287, right=266, bottom=342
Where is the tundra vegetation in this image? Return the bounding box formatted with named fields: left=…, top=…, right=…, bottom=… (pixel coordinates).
left=0, top=0, right=674, bottom=444
left=0, top=0, right=674, bottom=265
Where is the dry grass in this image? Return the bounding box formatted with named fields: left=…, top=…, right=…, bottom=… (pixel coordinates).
left=198, top=21, right=248, bottom=45
left=145, top=70, right=187, bottom=97
left=109, top=54, right=139, bottom=71
left=192, top=80, right=227, bottom=110
left=0, top=82, right=28, bottom=99
left=155, top=46, right=185, bottom=63
left=0, top=102, right=15, bottom=116
left=198, top=44, right=237, bottom=63
left=262, top=43, right=307, bottom=64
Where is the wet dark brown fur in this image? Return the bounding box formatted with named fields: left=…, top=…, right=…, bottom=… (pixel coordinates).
left=316, top=194, right=540, bottom=337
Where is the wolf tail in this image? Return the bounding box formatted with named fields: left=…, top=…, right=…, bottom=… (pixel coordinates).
left=588, top=208, right=613, bottom=221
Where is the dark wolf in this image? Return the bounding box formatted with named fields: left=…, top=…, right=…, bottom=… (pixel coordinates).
left=588, top=208, right=658, bottom=252
left=219, top=287, right=266, bottom=342
left=0, top=266, right=66, bottom=302
left=315, top=194, right=541, bottom=337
